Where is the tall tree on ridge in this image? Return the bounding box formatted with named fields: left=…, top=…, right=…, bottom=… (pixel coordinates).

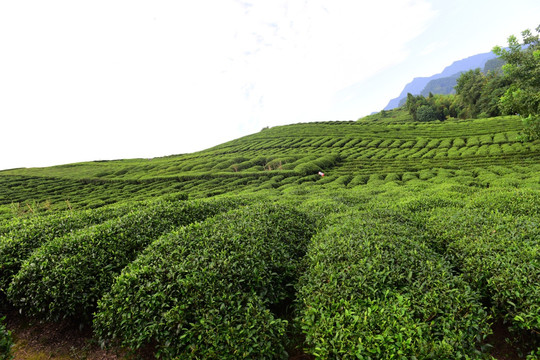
left=494, top=25, right=540, bottom=140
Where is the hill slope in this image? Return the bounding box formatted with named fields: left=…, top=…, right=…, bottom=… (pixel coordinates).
left=1, top=112, right=538, bottom=216
left=1, top=112, right=539, bottom=359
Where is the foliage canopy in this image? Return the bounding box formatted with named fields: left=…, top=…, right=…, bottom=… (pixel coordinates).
left=494, top=25, right=540, bottom=140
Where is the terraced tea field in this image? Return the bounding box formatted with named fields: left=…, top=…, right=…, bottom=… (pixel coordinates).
left=2, top=115, right=539, bottom=215
left=0, top=112, right=539, bottom=359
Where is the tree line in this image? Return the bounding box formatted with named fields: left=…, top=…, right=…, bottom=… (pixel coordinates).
left=405, top=25, right=540, bottom=140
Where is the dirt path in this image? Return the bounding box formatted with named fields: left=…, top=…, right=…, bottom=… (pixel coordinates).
left=4, top=311, right=528, bottom=360
left=5, top=312, right=124, bottom=360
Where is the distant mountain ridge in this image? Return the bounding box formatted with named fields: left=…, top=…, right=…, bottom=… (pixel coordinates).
left=384, top=51, right=498, bottom=110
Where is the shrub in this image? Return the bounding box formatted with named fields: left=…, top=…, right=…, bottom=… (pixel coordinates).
left=467, top=188, right=540, bottom=216
left=467, top=136, right=480, bottom=146
left=94, top=203, right=317, bottom=359
left=462, top=146, right=479, bottom=157
left=378, top=139, right=394, bottom=148
left=433, top=149, right=448, bottom=159
left=294, top=155, right=339, bottom=176
left=385, top=173, right=401, bottom=182
left=447, top=147, right=461, bottom=158
left=400, top=140, right=416, bottom=148
left=438, top=138, right=453, bottom=148
left=367, top=174, right=384, bottom=184
left=501, top=143, right=514, bottom=154
left=333, top=137, right=355, bottom=148
left=330, top=175, right=353, bottom=187
left=381, top=148, right=401, bottom=159
left=296, top=211, right=490, bottom=359
left=0, top=201, right=146, bottom=294
left=410, top=148, right=429, bottom=158
left=422, top=148, right=439, bottom=159
left=348, top=175, right=369, bottom=187
left=422, top=206, right=540, bottom=340
left=476, top=145, right=490, bottom=156
left=0, top=318, right=12, bottom=360
left=366, top=139, right=383, bottom=148
left=488, top=144, right=503, bottom=155
left=388, top=139, right=403, bottom=148
left=402, top=172, right=419, bottom=182
left=452, top=138, right=466, bottom=148
left=413, top=138, right=429, bottom=148
left=294, top=162, right=321, bottom=176
left=312, top=154, right=340, bottom=169
left=418, top=169, right=435, bottom=180
left=395, top=193, right=461, bottom=215
left=8, top=198, right=242, bottom=321
left=425, top=139, right=441, bottom=149
left=493, top=133, right=507, bottom=144
left=479, top=134, right=493, bottom=145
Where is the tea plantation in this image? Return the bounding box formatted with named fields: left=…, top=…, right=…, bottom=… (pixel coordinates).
left=0, top=110, right=539, bottom=359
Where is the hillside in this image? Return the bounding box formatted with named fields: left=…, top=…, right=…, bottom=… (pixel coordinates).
left=0, top=111, right=539, bottom=359
left=1, top=111, right=538, bottom=216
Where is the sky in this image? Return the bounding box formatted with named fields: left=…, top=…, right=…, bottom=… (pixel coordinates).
left=1, top=0, right=539, bottom=170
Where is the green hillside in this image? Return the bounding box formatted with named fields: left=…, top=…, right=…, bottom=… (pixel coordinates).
left=1, top=110, right=540, bottom=359
left=1, top=111, right=539, bottom=216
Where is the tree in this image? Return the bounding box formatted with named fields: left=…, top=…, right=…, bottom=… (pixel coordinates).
left=477, top=72, right=511, bottom=118
left=494, top=25, right=540, bottom=140
left=405, top=93, right=431, bottom=121
left=455, top=69, right=486, bottom=118
left=405, top=93, right=461, bottom=121
left=416, top=105, right=438, bottom=122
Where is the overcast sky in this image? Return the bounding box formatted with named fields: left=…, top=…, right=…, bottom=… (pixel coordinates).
left=1, top=0, right=539, bottom=170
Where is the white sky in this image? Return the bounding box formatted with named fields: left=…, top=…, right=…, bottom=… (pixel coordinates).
left=1, top=0, right=539, bottom=170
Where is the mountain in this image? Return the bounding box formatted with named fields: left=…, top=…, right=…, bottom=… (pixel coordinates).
left=483, top=57, right=505, bottom=74
left=384, top=51, right=498, bottom=110
left=420, top=72, right=461, bottom=97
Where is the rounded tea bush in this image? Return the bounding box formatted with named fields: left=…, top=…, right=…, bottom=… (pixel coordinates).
left=296, top=211, right=490, bottom=359
left=8, top=198, right=242, bottom=321
left=94, top=203, right=317, bottom=359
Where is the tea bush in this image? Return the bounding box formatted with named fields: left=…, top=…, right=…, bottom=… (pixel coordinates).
left=94, top=203, right=317, bottom=359
left=348, top=175, right=369, bottom=187
left=388, top=139, right=403, bottom=148
left=410, top=148, right=429, bottom=158
left=378, top=139, right=394, bottom=148
left=493, top=133, right=507, bottom=144
left=397, top=139, right=413, bottom=148
left=414, top=138, right=429, bottom=148
left=0, top=317, right=12, bottom=360
left=367, top=174, right=384, bottom=184
left=296, top=211, right=490, bottom=359
left=479, top=134, right=493, bottom=145
left=452, top=138, right=466, bottom=148
left=366, top=139, right=383, bottom=148
left=438, top=138, right=453, bottom=148
left=467, top=136, right=480, bottom=146
left=422, top=206, right=540, bottom=342
left=401, top=172, right=418, bottom=182
left=294, top=162, right=321, bottom=176
left=8, top=197, right=243, bottom=321
left=384, top=173, right=401, bottom=182
left=1, top=112, right=538, bottom=355
left=467, top=188, right=540, bottom=216
left=0, top=201, right=146, bottom=294
left=425, top=139, right=441, bottom=149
